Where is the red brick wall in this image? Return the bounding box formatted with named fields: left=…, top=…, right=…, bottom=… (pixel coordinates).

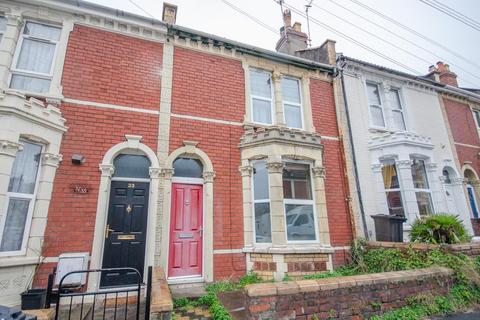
left=169, top=117, right=245, bottom=280
left=443, top=98, right=480, bottom=147
left=310, top=79, right=354, bottom=252
left=245, top=268, right=453, bottom=319
left=34, top=103, right=158, bottom=286
left=34, top=24, right=162, bottom=286
left=62, top=25, right=163, bottom=110
left=37, top=26, right=351, bottom=284
left=443, top=97, right=480, bottom=180
left=171, top=47, right=245, bottom=121
left=169, top=47, right=248, bottom=280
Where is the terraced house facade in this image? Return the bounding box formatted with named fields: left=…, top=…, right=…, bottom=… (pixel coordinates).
left=0, top=0, right=355, bottom=305
left=337, top=57, right=480, bottom=241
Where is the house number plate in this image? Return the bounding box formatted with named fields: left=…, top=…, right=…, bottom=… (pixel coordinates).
left=118, top=235, right=135, bottom=240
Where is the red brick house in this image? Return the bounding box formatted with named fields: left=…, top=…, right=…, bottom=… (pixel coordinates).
left=428, top=62, right=480, bottom=236
left=0, top=0, right=354, bottom=303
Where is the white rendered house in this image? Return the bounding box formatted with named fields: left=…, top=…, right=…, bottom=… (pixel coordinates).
left=337, top=56, right=473, bottom=240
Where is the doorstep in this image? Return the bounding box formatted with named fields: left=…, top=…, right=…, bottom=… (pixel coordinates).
left=24, top=308, right=55, bottom=320
left=169, top=282, right=206, bottom=299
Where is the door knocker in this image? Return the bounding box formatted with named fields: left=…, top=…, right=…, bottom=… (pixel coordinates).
left=126, top=204, right=132, bottom=214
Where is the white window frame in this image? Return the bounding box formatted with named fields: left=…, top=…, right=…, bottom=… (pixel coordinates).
left=467, top=183, right=479, bottom=219
left=249, top=68, right=275, bottom=125
left=9, top=20, right=61, bottom=94
left=0, top=16, right=7, bottom=45
left=365, top=82, right=387, bottom=130
left=410, top=157, right=434, bottom=216
left=0, top=140, right=43, bottom=257
left=389, top=87, right=407, bottom=132
left=472, top=109, right=480, bottom=137
left=281, top=76, right=304, bottom=130
left=282, top=161, right=319, bottom=244
left=381, top=159, right=407, bottom=219
left=251, top=160, right=272, bottom=244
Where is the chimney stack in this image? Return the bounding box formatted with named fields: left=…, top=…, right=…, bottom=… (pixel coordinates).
left=162, top=2, right=177, bottom=25
left=275, top=9, right=308, bottom=55
left=427, top=61, right=458, bottom=87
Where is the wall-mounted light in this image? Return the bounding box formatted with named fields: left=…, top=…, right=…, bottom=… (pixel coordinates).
left=72, top=154, right=85, bottom=165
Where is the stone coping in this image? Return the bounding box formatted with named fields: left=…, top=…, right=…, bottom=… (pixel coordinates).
left=150, top=267, right=173, bottom=313
left=243, top=245, right=334, bottom=254
left=245, top=267, right=454, bottom=297
left=368, top=241, right=480, bottom=251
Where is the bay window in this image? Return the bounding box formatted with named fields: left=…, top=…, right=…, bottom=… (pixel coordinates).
left=283, top=163, right=316, bottom=241
left=411, top=158, right=434, bottom=216
left=366, top=83, right=385, bottom=128
left=0, top=140, right=42, bottom=253
left=10, top=21, right=61, bottom=94
left=252, top=161, right=271, bottom=243
left=281, top=77, right=303, bottom=129
left=381, top=159, right=405, bottom=216
left=249, top=69, right=273, bottom=125
left=388, top=89, right=406, bottom=131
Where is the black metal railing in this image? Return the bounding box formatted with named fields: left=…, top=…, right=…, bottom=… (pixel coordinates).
left=53, top=267, right=152, bottom=320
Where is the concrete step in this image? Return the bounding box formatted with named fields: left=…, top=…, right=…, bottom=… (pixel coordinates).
left=169, top=283, right=206, bottom=299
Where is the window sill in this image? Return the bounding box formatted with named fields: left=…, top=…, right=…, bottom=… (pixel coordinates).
left=4, top=88, right=64, bottom=105
left=243, top=121, right=312, bottom=134
left=0, top=255, right=42, bottom=268
left=243, top=244, right=334, bottom=254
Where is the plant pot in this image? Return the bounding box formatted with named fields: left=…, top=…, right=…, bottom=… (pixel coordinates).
left=21, top=288, right=46, bottom=310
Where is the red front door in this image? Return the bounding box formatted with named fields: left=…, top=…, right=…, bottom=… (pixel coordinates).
left=168, top=183, right=203, bottom=278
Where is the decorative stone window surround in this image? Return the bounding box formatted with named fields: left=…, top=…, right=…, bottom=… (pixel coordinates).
left=0, top=1, right=168, bottom=103
left=243, top=60, right=316, bottom=132
left=362, top=74, right=409, bottom=133
left=239, top=126, right=332, bottom=280
left=0, top=4, right=75, bottom=102
left=368, top=132, right=445, bottom=225
left=0, top=90, right=65, bottom=306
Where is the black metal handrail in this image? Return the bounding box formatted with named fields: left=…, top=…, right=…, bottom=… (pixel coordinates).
left=54, top=267, right=147, bottom=320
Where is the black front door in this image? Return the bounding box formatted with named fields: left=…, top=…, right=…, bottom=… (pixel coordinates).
left=100, top=181, right=149, bottom=287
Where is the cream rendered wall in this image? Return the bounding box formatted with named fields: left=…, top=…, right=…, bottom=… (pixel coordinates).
left=342, top=65, right=472, bottom=240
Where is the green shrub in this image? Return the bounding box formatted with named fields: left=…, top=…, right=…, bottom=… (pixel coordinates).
left=410, top=214, right=471, bottom=244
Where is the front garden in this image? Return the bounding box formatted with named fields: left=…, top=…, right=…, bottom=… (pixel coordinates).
left=172, top=215, right=480, bottom=319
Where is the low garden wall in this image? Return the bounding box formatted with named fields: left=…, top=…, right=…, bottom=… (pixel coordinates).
left=244, top=267, right=454, bottom=320
left=367, top=241, right=480, bottom=257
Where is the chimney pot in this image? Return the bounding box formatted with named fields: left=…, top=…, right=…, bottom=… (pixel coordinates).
left=162, top=2, right=177, bottom=24
left=293, top=22, right=302, bottom=32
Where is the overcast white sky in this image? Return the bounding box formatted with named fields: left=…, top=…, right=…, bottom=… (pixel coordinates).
left=89, top=0, right=480, bottom=88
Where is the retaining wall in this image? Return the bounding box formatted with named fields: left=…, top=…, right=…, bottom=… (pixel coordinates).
left=244, top=267, right=454, bottom=320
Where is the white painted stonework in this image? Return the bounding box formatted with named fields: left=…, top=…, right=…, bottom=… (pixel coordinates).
left=0, top=91, right=66, bottom=306
left=341, top=61, right=473, bottom=240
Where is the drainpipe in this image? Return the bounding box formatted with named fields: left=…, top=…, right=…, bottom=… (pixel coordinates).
left=338, top=59, right=369, bottom=240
